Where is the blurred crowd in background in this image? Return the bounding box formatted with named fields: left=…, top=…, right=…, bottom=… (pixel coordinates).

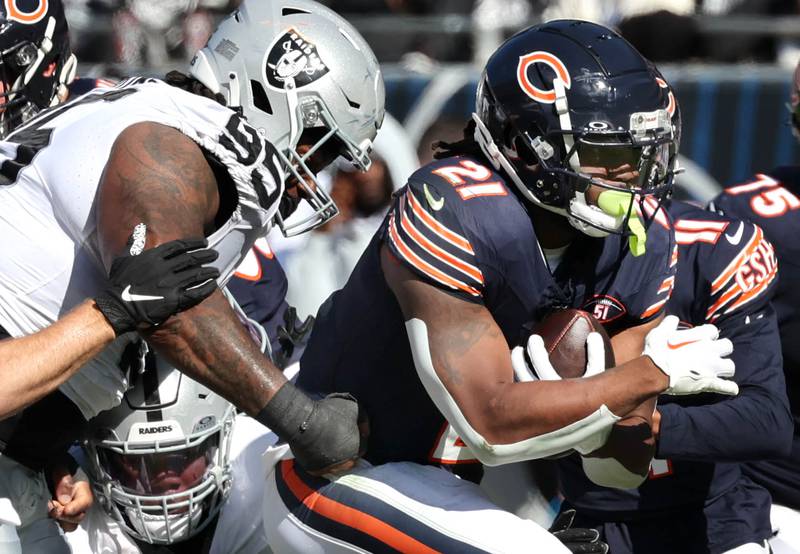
left=61, top=0, right=800, bottom=320
left=65, top=0, right=800, bottom=68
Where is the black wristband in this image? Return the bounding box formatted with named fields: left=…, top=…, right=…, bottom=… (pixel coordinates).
left=255, top=382, right=362, bottom=472
left=255, top=381, right=315, bottom=444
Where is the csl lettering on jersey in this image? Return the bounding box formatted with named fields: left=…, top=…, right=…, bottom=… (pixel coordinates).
left=734, top=238, right=778, bottom=293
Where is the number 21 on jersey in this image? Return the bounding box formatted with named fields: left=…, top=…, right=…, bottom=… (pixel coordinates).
left=432, top=160, right=508, bottom=201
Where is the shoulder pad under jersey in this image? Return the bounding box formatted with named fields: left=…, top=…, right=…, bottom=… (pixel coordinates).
left=385, top=155, right=519, bottom=301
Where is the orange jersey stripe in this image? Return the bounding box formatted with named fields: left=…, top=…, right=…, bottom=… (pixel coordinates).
left=233, top=249, right=263, bottom=281
left=398, top=206, right=484, bottom=285
left=640, top=197, right=671, bottom=229
left=389, top=214, right=481, bottom=297
left=280, top=460, right=441, bottom=554
left=642, top=298, right=668, bottom=319
left=725, top=267, right=777, bottom=313
left=707, top=261, right=778, bottom=320
left=658, top=276, right=675, bottom=294
left=407, top=191, right=474, bottom=255
left=675, top=230, right=724, bottom=245
left=710, top=226, right=762, bottom=294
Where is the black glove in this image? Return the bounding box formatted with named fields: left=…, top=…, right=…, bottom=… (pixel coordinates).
left=95, top=238, right=220, bottom=335
left=273, top=306, right=314, bottom=369
left=549, top=510, right=609, bottom=554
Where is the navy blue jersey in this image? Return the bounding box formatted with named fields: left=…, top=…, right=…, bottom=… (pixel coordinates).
left=67, top=76, right=117, bottom=97
left=298, top=155, right=675, bottom=474
left=711, top=167, right=800, bottom=509
left=555, top=201, right=789, bottom=553
left=226, top=238, right=291, bottom=358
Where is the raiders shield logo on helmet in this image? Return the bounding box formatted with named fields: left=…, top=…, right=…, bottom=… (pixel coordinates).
left=265, top=28, right=329, bottom=90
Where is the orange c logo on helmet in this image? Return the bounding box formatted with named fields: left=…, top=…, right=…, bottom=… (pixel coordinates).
left=5, top=0, right=48, bottom=24
left=517, top=51, right=571, bottom=104
left=656, top=77, right=676, bottom=117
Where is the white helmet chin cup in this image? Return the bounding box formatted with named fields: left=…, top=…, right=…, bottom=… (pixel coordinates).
left=126, top=503, right=203, bottom=543
left=567, top=195, right=623, bottom=237
left=190, top=0, right=385, bottom=236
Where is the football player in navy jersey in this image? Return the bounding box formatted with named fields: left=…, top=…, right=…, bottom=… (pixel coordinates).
left=226, top=237, right=313, bottom=370
left=709, top=59, right=800, bottom=554
left=553, top=198, right=791, bottom=554
left=260, top=21, right=739, bottom=553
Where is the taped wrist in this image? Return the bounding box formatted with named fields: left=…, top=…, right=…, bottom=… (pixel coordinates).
left=256, top=382, right=361, bottom=472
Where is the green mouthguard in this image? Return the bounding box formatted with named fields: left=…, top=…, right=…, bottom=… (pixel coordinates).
left=597, top=190, right=647, bottom=256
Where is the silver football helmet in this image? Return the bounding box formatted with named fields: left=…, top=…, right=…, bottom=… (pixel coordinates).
left=190, top=0, right=386, bottom=236
left=84, top=346, right=235, bottom=545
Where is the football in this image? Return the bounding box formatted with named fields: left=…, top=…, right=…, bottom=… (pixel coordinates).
left=527, top=309, right=655, bottom=480
left=528, top=308, right=615, bottom=378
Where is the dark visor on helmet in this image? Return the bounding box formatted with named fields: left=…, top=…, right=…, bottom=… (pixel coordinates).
left=99, top=434, right=219, bottom=497
left=519, top=125, right=676, bottom=199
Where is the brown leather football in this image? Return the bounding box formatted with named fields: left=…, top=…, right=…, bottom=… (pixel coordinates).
left=530, top=309, right=615, bottom=378
left=528, top=309, right=655, bottom=475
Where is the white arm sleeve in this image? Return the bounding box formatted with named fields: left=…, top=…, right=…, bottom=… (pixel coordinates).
left=580, top=456, right=650, bottom=489
left=405, top=319, right=620, bottom=466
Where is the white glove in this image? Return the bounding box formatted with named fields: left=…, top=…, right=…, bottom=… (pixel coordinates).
left=643, top=315, right=738, bottom=396
left=511, top=332, right=607, bottom=382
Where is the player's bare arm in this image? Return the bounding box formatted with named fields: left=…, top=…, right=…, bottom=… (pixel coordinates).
left=97, top=122, right=362, bottom=474
left=96, top=122, right=282, bottom=414
left=0, top=301, right=112, bottom=420
left=610, top=316, right=661, bottom=364
left=382, top=244, right=668, bottom=445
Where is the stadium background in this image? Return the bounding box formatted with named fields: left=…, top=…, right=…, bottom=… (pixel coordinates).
left=68, top=0, right=800, bottom=191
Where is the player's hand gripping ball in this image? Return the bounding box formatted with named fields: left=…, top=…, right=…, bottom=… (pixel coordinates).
left=512, top=309, right=655, bottom=481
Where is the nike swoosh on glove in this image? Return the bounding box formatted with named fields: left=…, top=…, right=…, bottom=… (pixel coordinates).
left=643, top=315, right=738, bottom=396
left=95, top=238, right=220, bottom=335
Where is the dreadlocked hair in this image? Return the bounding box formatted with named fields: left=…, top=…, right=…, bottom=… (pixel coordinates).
left=164, top=71, right=227, bottom=106
left=433, top=118, right=484, bottom=160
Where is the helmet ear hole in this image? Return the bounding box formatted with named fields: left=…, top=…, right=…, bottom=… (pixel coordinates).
left=250, top=80, right=272, bottom=115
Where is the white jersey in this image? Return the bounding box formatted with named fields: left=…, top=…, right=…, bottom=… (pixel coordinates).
left=0, top=78, right=284, bottom=418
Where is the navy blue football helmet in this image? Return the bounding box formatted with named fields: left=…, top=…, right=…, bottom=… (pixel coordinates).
left=0, top=0, right=76, bottom=137
left=473, top=20, right=680, bottom=237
